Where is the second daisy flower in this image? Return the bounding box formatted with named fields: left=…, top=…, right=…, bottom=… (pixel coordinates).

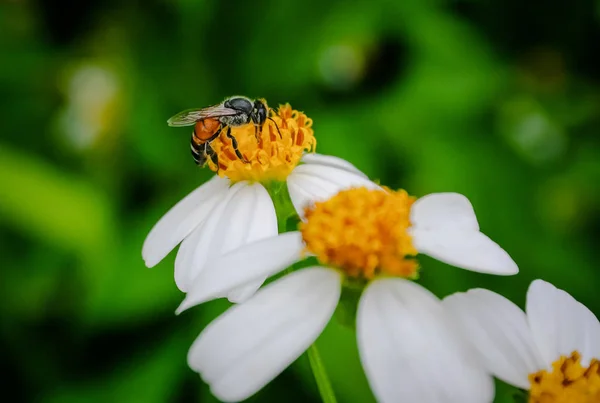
left=179, top=186, right=519, bottom=402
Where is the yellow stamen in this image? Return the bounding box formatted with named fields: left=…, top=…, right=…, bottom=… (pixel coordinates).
left=529, top=351, right=600, bottom=403
left=300, top=187, right=419, bottom=280
left=208, top=103, right=316, bottom=183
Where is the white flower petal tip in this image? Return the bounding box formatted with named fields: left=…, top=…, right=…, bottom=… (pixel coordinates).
left=287, top=163, right=379, bottom=219
left=187, top=267, right=342, bottom=402
left=411, top=228, right=519, bottom=275
left=226, top=279, right=265, bottom=304
left=410, top=192, right=479, bottom=231
left=442, top=289, right=545, bottom=389
left=142, top=176, right=230, bottom=268
left=527, top=279, right=600, bottom=367
left=300, top=153, right=368, bottom=178
left=409, top=192, right=518, bottom=275
left=175, top=232, right=305, bottom=314
left=358, top=279, right=494, bottom=403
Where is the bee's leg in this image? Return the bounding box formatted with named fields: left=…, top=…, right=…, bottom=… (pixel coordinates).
left=207, top=124, right=225, bottom=142
left=206, top=143, right=219, bottom=171
left=203, top=124, right=224, bottom=171
left=254, top=124, right=261, bottom=143
left=226, top=126, right=249, bottom=163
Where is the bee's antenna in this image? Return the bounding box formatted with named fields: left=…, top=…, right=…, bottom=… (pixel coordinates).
left=268, top=108, right=283, bottom=139
left=268, top=117, right=283, bottom=139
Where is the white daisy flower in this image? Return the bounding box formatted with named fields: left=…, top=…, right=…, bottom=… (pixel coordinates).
left=142, top=104, right=375, bottom=300
left=443, top=279, right=600, bottom=403
left=178, top=187, right=518, bottom=402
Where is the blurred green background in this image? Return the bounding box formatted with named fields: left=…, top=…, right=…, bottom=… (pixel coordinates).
left=2, top=0, right=599, bottom=402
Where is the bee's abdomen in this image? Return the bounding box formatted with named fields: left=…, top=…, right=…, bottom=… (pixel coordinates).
left=194, top=118, right=221, bottom=141
left=190, top=134, right=206, bottom=166
left=191, top=119, right=220, bottom=166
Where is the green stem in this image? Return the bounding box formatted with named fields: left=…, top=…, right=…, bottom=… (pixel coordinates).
left=264, top=181, right=297, bottom=233
left=264, top=182, right=335, bottom=400
left=307, top=343, right=337, bottom=403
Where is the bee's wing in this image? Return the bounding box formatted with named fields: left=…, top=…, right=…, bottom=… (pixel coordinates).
left=167, top=104, right=239, bottom=127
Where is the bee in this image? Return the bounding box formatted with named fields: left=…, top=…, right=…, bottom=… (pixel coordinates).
left=167, top=96, right=281, bottom=167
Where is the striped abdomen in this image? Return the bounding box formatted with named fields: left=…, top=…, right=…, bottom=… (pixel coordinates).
left=191, top=118, right=221, bottom=165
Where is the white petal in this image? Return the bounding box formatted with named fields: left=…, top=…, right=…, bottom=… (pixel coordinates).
left=443, top=289, right=545, bottom=388
left=301, top=153, right=368, bottom=178
left=410, top=193, right=479, bottom=231
left=411, top=228, right=518, bottom=275
left=188, top=267, right=342, bottom=403
left=142, top=176, right=229, bottom=268
left=177, top=232, right=304, bottom=312
left=357, top=279, right=494, bottom=403
left=287, top=164, right=379, bottom=219
left=173, top=226, right=202, bottom=291
left=292, top=164, right=379, bottom=193
left=223, top=183, right=278, bottom=302
left=526, top=279, right=600, bottom=367
left=226, top=279, right=264, bottom=303
left=221, top=182, right=277, bottom=253
left=286, top=174, right=320, bottom=220
left=174, top=181, right=255, bottom=291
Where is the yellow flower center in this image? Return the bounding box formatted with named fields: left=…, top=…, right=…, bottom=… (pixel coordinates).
left=208, top=103, right=316, bottom=183
left=300, top=187, right=419, bottom=280
left=529, top=351, right=600, bottom=403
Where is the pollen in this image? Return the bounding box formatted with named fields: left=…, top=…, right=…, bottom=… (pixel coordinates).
left=300, top=187, right=419, bottom=280
left=529, top=351, right=600, bottom=403
left=208, top=104, right=316, bottom=183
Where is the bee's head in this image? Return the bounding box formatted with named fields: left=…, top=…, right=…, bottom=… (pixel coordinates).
left=253, top=99, right=268, bottom=125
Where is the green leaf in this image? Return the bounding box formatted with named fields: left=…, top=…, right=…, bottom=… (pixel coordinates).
left=0, top=145, right=114, bottom=257
left=79, top=215, right=181, bottom=327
